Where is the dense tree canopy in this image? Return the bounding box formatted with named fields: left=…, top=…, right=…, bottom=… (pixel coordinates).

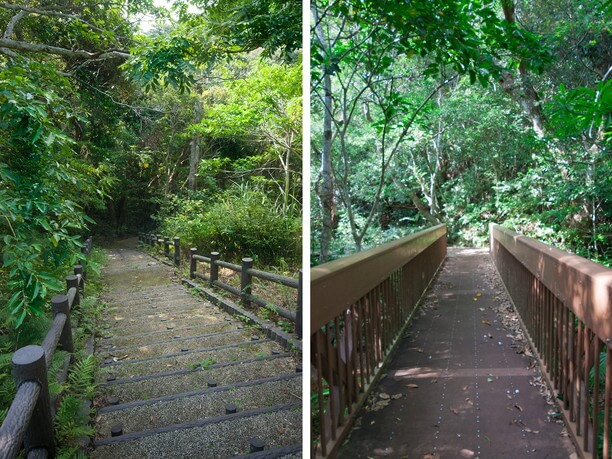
left=0, top=0, right=302, bottom=332
left=311, top=0, right=611, bottom=265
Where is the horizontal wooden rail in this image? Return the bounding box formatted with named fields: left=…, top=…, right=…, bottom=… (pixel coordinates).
left=140, top=232, right=302, bottom=338
left=189, top=248, right=302, bottom=338
left=0, top=238, right=90, bottom=459
left=139, top=233, right=180, bottom=266
left=311, top=224, right=447, bottom=458
left=490, top=224, right=612, bottom=459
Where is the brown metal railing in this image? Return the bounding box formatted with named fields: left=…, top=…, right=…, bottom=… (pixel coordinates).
left=311, top=225, right=447, bottom=457
left=490, top=223, right=612, bottom=459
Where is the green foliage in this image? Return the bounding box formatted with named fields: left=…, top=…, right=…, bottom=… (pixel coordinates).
left=55, top=355, right=97, bottom=454
left=200, top=357, right=216, bottom=370
left=160, top=185, right=301, bottom=266
left=0, top=63, right=98, bottom=327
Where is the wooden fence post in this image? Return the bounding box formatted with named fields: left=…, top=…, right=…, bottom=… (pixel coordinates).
left=51, top=295, right=73, bottom=353
left=296, top=269, right=303, bottom=339
left=66, top=275, right=80, bottom=307
left=164, top=237, right=170, bottom=258
left=156, top=234, right=162, bottom=251
left=241, top=258, right=253, bottom=308
left=12, top=345, right=55, bottom=456
left=174, top=237, right=180, bottom=266
left=190, top=248, right=198, bottom=279
left=210, top=252, right=220, bottom=287
left=74, top=264, right=85, bottom=285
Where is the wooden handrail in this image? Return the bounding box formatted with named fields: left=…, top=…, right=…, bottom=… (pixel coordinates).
left=312, top=224, right=446, bottom=332
left=311, top=225, right=446, bottom=457
left=141, top=233, right=302, bottom=339
left=491, top=223, right=612, bottom=458
left=0, top=237, right=91, bottom=458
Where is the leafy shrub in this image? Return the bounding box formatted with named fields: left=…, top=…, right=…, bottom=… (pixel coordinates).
left=160, top=186, right=301, bottom=267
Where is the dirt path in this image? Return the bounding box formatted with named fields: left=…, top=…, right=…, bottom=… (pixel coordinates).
left=338, top=248, right=576, bottom=459
left=91, top=238, right=302, bottom=458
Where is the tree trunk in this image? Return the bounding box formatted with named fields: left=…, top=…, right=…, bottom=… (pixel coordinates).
left=188, top=95, right=203, bottom=191
left=410, top=191, right=441, bottom=225
left=500, top=0, right=545, bottom=138
left=313, top=4, right=336, bottom=264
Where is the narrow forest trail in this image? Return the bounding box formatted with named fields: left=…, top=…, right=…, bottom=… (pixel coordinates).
left=91, top=238, right=302, bottom=458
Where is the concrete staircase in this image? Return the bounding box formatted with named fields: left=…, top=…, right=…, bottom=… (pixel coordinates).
left=91, top=246, right=302, bottom=458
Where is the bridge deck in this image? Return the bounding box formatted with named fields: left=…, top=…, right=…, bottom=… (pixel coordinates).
left=338, top=248, right=577, bottom=459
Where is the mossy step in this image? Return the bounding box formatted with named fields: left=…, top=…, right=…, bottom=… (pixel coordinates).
left=98, top=329, right=252, bottom=362
left=91, top=404, right=301, bottom=458
left=100, top=313, right=229, bottom=334
left=103, top=307, right=223, bottom=327
left=97, top=340, right=277, bottom=380
left=101, top=321, right=235, bottom=348
left=103, top=301, right=210, bottom=320
left=104, top=284, right=186, bottom=297
left=232, top=444, right=302, bottom=459
left=106, top=293, right=196, bottom=308
left=103, top=286, right=187, bottom=301
left=96, top=376, right=301, bottom=437
left=100, top=355, right=296, bottom=402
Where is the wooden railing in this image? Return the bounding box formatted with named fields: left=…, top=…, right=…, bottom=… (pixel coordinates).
left=311, top=225, right=447, bottom=457
left=140, top=233, right=180, bottom=266
left=139, top=233, right=302, bottom=339
left=189, top=248, right=302, bottom=339
left=490, top=224, right=612, bottom=459
left=0, top=237, right=91, bottom=458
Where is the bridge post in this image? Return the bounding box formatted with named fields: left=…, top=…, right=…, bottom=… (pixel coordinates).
left=296, top=270, right=303, bottom=339
left=13, top=345, right=55, bottom=456
left=156, top=234, right=162, bottom=251
left=190, top=248, right=198, bottom=279
left=164, top=237, right=170, bottom=258
left=51, top=295, right=73, bottom=353
left=174, top=237, right=180, bottom=266
left=241, top=258, right=253, bottom=308
left=66, top=275, right=80, bottom=307
left=210, top=252, right=220, bottom=287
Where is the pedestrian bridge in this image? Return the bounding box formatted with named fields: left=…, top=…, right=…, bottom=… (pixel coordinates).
left=311, top=224, right=611, bottom=459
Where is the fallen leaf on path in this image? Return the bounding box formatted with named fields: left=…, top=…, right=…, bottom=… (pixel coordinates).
left=406, top=383, right=419, bottom=389
left=514, top=404, right=523, bottom=412
left=422, top=454, right=440, bottom=459
left=379, top=393, right=390, bottom=400
left=482, top=319, right=491, bottom=325
left=451, top=408, right=459, bottom=415
left=391, top=394, right=403, bottom=399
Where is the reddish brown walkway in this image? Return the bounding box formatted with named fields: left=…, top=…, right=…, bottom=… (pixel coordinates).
left=338, top=248, right=577, bottom=459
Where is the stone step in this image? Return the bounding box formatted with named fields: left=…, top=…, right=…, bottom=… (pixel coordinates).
left=105, top=292, right=195, bottom=308
left=100, top=355, right=297, bottom=402
left=91, top=403, right=301, bottom=458
left=232, top=444, right=302, bottom=458
left=95, top=375, right=301, bottom=438
left=98, top=340, right=277, bottom=380
left=100, top=313, right=229, bottom=334
left=103, top=307, right=225, bottom=328
left=98, top=328, right=249, bottom=361
left=100, top=320, right=235, bottom=348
